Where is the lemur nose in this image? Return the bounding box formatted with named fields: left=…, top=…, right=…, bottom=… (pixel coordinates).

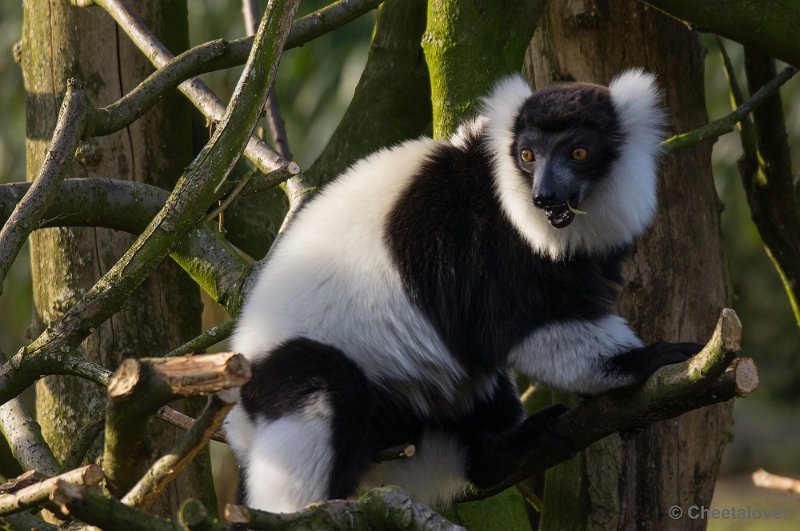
left=533, top=194, right=557, bottom=209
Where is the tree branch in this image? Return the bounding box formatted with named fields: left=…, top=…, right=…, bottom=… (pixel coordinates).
left=469, top=308, right=756, bottom=499
left=0, top=511, right=59, bottom=531
left=0, top=393, right=62, bottom=477
left=50, top=481, right=179, bottom=531
left=155, top=406, right=226, bottom=444
left=660, top=64, right=798, bottom=153
left=224, top=486, right=464, bottom=530
left=165, top=320, right=235, bottom=358
left=0, top=81, right=90, bottom=295
left=122, top=390, right=239, bottom=509
left=0, top=178, right=256, bottom=315
left=640, top=0, right=800, bottom=68
left=423, top=0, right=545, bottom=137
left=0, top=465, right=103, bottom=516
left=739, top=49, right=800, bottom=327
left=752, top=469, right=800, bottom=496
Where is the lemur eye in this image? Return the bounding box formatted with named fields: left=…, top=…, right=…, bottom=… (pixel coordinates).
left=520, top=149, right=535, bottom=162
left=571, top=147, right=589, bottom=161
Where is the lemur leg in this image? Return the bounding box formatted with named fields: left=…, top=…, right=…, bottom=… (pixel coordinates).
left=236, top=338, right=376, bottom=513
left=454, top=373, right=573, bottom=489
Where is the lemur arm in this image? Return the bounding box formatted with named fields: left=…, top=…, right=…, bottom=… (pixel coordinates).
left=508, top=314, right=700, bottom=395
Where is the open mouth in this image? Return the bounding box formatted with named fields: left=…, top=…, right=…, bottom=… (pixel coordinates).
left=544, top=203, right=575, bottom=229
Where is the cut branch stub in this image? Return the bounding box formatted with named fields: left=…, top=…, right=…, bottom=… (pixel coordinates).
left=752, top=469, right=800, bottom=496
left=0, top=464, right=103, bottom=516
left=107, top=352, right=251, bottom=402
left=104, top=353, right=250, bottom=496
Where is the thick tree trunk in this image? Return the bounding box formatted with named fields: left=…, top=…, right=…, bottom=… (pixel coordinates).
left=525, top=1, right=731, bottom=529
left=21, top=0, right=214, bottom=516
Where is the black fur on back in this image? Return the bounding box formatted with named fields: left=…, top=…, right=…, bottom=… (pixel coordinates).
left=384, top=130, right=629, bottom=375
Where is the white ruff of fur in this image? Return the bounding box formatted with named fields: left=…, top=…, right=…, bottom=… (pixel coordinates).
left=484, top=71, right=666, bottom=260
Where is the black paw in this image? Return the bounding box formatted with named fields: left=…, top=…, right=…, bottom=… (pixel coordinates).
left=646, top=341, right=703, bottom=368
left=608, top=342, right=703, bottom=384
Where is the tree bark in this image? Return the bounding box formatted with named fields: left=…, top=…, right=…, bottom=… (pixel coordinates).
left=21, top=0, right=213, bottom=516
left=525, top=1, right=730, bottom=529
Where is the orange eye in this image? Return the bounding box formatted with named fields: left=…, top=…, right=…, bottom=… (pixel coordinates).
left=572, top=147, right=589, bottom=161
left=520, top=149, right=535, bottom=162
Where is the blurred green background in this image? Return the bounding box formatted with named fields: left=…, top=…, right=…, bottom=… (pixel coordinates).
left=0, top=1, right=798, bottom=529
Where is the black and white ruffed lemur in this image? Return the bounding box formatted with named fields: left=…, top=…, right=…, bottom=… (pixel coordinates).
left=225, top=70, right=700, bottom=512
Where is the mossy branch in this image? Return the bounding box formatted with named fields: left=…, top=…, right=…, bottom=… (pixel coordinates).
left=166, top=321, right=235, bottom=358
left=640, top=0, right=800, bottom=68
left=0, top=178, right=259, bottom=315
left=423, top=0, right=545, bottom=138
left=224, top=486, right=464, bottom=531
left=469, top=309, right=756, bottom=499
left=661, top=65, right=798, bottom=153
left=50, top=481, right=179, bottom=531
left=89, top=0, right=380, bottom=138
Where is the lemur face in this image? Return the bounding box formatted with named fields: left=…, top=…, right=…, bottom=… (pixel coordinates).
left=512, top=83, right=622, bottom=229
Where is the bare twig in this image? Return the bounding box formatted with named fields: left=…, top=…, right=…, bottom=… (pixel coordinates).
left=165, top=320, right=235, bottom=358
left=224, top=486, right=464, bottom=530
left=156, top=406, right=226, bottom=443
left=375, top=443, right=416, bottom=463
left=0, top=465, right=103, bottom=516
left=752, top=469, right=800, bottom=496
left=0, top=80, right=91, bottom=295
left=122, top=390, right=239, bottom=509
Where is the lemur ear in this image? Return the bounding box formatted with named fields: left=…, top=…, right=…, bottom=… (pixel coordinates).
left=481, top=75, right=533, bottom=140
left=608, top=69, right=667, bottom=153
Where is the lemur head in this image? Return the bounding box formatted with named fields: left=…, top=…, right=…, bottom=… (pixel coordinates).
left=482, top=70, right=666, bottom=260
